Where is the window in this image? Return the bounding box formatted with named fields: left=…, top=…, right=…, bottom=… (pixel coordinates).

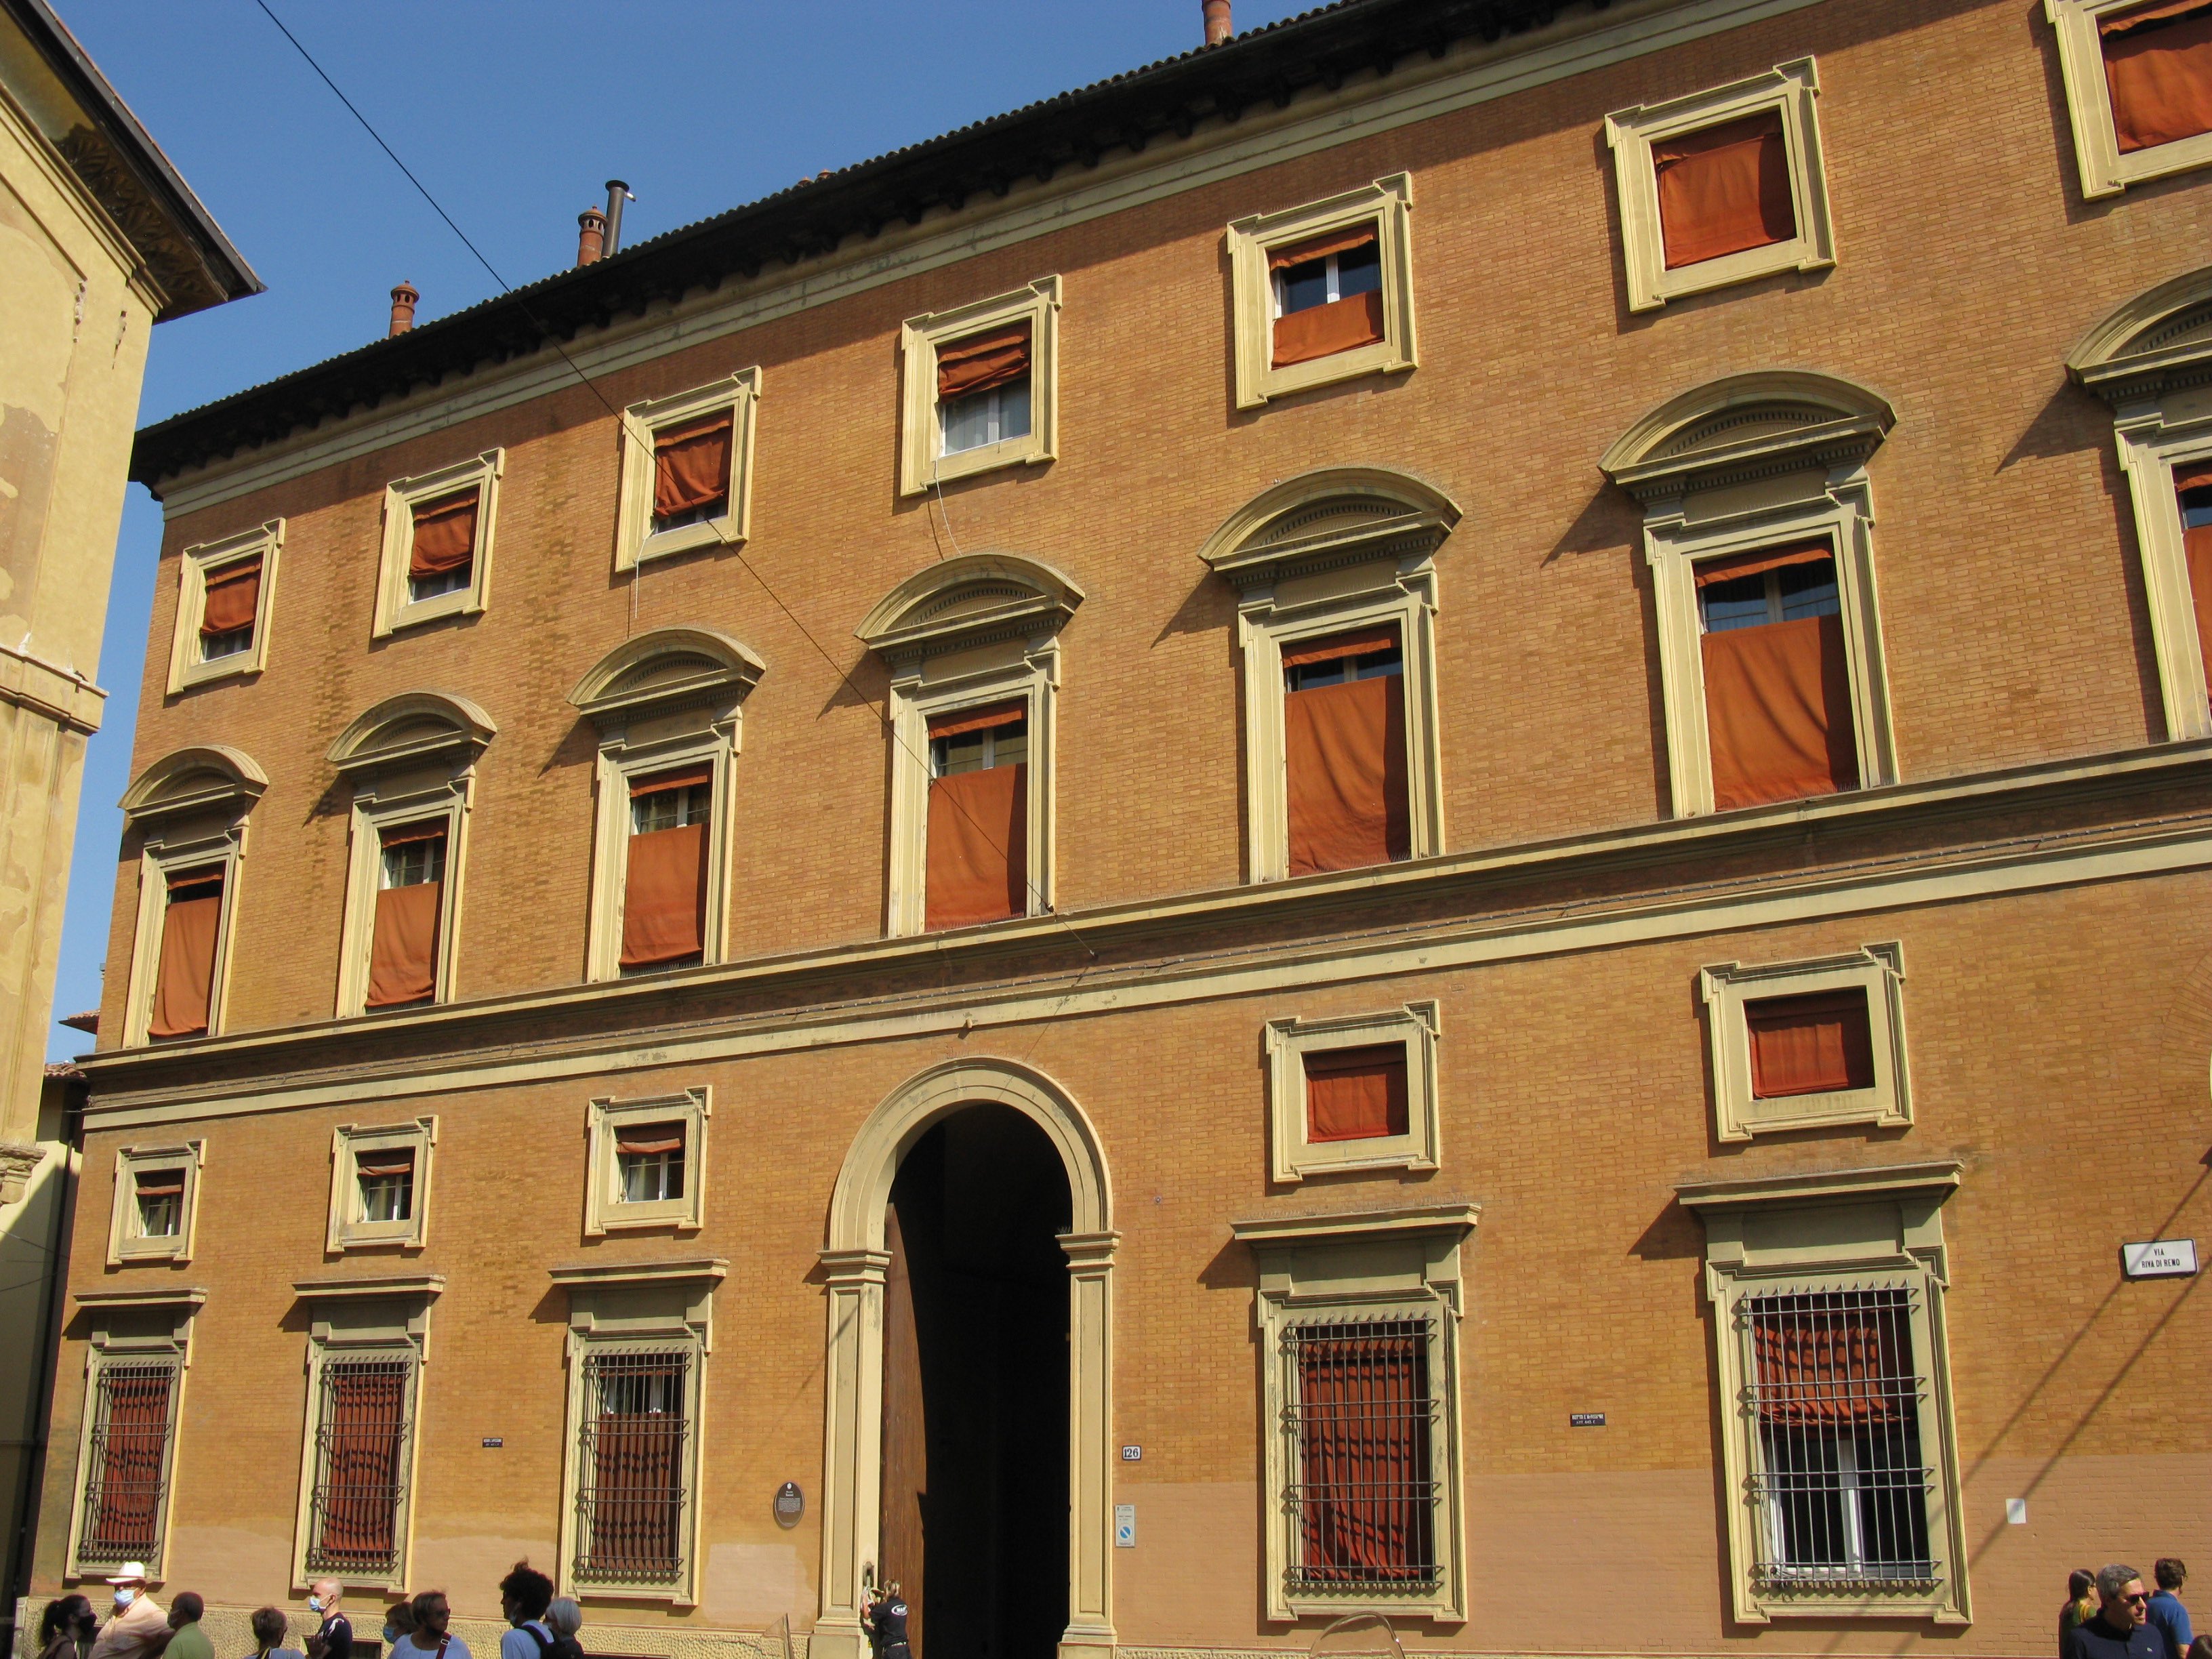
left=899, top=278, right=1059, bottom=494
left=68, top=1288, right=202, bottom=1580
left=1604, top=60, right=1834, bottom=312
left=118, top=749, right=260, bottom=1047
left=1200, top=469, right=1457, bottom=884
left=368, top=824, right=445, bottom=1010
left=613, top=372, right=761, bottom=571
left=1701, top=943, right=1909, bottom=1141
left=1694, top=546, right=1857, bottom=811
left=148, top=867, right=223, bottom=1040
left=327, top=1119, right=436, bottom=1252
left=584, top=1089, right=710, bottom=1236
left=1232, top=1204, right=1476, bottom=1622
left=1679, top=1162, right=1969, bottom=1624
left=108, top=1143, right=204, bottom=1265
left=372, top=449, right=502, bottom=635
left=623, top=768, right=711, bottom=973
left=1227, top=175, right=1416, bottom=409
left=1265, top=1001, right=1441, bottom=1183
left=2048, top=0, right=2212, bottom=197
left=924, top=701, right=1029, bottom=932
left=166, top=520, right=281, bottom=692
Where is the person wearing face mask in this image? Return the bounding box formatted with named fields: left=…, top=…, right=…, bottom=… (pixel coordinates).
left=88, top=1566, right=167, bottom=1659
left=304, top=1582, right=352, bottom=1659
left=377, top=1601, right=417, bottom=1657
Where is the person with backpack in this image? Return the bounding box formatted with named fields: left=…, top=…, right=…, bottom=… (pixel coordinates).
left=541, top=1601, right=583, bottom=1659
left=497, top=1563, right=556, bottom=1659
left=397, top=1594, right=466, bottom=1659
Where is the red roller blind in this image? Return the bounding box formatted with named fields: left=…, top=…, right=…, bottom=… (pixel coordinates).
left=631, top=763, right=713, bottom=797
left=148, top=872, right=223, bottom=1040
left=1702, top=614, right=1858, bottom=811
left=1294, top=1324, right=1431, bottom=1580
left=352, top=1147, right=415, bottom=1177
left=1269, top=224, right=1380, bottom=270
left=1282, top=624, right=1400, bottom=668
left=318, top=1364, right=407, bottom=1559
left=926, top=700, right=1026, bottom=740
left=937, top=324, right=1031, bottom=401
left=365, top=880, right=441, bottom=1008
left=2102, top=0, right=2212, bottom=152
left=1693, top=542, right=1833, bottom=587
left=1271, top=290, right=1385, bottom=369
left=1652, top=110, right=1796, bottom=270
left=408, top=490, right=478, bottom=580
left=133, top=1170, right=185, bottom=1199
left=378, top=820, right=445, bottom=849
left=199, top=556, right=262, bottom=637
left=1286, top=674, right=1410, bottom=876
left=1746, top=988, right=1875, bottom=1098
left=1303, top=1044, right=1410, bottom=1143
left=653, top=413, right=734, bottom=520
left=925, top=762, right=1026, bottom=930
left=622, top=822, right=708, bottom=968
left=91, top=1366, right=173, bottom=1551
left=615, top=1123, right=685, bottom=1156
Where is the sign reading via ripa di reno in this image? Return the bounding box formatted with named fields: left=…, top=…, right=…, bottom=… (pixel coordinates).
left=2121, top=1239, right=2198, bottom=1279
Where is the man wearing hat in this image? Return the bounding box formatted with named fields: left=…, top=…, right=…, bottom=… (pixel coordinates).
left=88, top=1565, right=167, bottom=1659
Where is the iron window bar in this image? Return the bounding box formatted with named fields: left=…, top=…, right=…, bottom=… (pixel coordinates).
left=79, top=1361, right=178, bottom=1564
left=1281, top=1317, right=1441, bottom=1589
left=574, top=1347, right=691, bottom=1585
left=1740, top=1284, right=1939, bottom=1591
left=305, top=1357, right=413, bottom=1576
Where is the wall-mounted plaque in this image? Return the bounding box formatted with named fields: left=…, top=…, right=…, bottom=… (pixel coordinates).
left=775, top=1480, right=804, bottom=1527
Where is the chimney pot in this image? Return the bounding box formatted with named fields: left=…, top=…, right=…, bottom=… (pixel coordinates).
left=1203, top=0, right=1231, bottom=45
left=577, top=207, right=607, bottom=266
left=388, top=281, right=418, bottom=336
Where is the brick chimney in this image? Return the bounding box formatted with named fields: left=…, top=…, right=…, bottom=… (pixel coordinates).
left=389, top=281, right=418, bottom=335
left=1203, top=0, right=1231, bottom=45
left=577, top=207, right=607, bottom=266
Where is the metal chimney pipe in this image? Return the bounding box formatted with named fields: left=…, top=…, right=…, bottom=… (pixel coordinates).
left=388, top=281, right=418, bottom=335
left=603, top=180, right=633, bottom=255
left=577, top=207, right=607, bottom=266
left=1202, top=0, right=1231, bottom=45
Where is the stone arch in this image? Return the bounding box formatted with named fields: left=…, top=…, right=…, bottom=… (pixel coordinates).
left=325, top=689, right=496, bottom=777
left=1600, top=369, right=1896, bottom=499
left=1194, top=463, right=1461, bottom=579
left=2068, top=263, right=2212, bottom=392
left=567, top=624, right=765, bottom=723
left=816, top=1057, right=1116, bottom=1659
left=855, top=552, right=1085, bottom=661
left=119, top=743, right=267, bottom=825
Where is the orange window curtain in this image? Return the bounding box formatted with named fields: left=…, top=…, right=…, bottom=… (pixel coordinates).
left=1652, top=110, right=1796, bottom=270
left=316, top=1364, right=407, bottom=1563
left=408, top=490, right=478, bottom=580
left=89, top=1365, right=174, bottom=1551
left=1698, top=546, right=1859, bottom=811
left=1294, top=1324, right=1432, bottom=1581
left=586, top=1353, right=687, bottom=1573
left=936, top=324, right=1031, bottom=401
left=148, top=871, right=223, bottom=1040
left=352, top=1147, right=414, bottom=1178
left=2102, top=0, right=2212, bottom=152
left=614, top=1123, right=684, bottom=1157
left=134, top=1171, right=184, bottom=1201
left=1269, top=226, right=1385, bottom=368
left=1744, top=989, right=1875, bottom=1099
left=1303, top=1044, right=1410, bottom=1143
left=621, top=767, right=711, bottom=968
left=365, top=826, right=444, bottom=1010
left=1750, top=1293, right=1910, bottom=1427
left=199, top=556, right=262, bottom=637
left=2177, top=462, right=2212, bottom=698
left=1284, top=628, right=1410, bottom=877
left=924, top=705, right=1027, bottom=931
left=653, top=413, right=734, bottom=518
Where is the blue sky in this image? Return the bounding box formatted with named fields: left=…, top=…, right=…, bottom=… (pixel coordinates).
left=45, top=0, right=1305, bottom=1059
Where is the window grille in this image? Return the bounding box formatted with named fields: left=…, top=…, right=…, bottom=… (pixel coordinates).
left=1742, top=1286, right=1936, bottom=1589
left=575, top=1347, right=691, bottom=1584
left=1282, top=1317, right=1439, bottom=1588
left=79, top=1361, right=178, bottom=1564
left=306, top=1357, right=413, bottom=1575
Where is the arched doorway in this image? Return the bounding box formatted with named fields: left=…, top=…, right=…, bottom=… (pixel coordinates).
left=817, top=1061, right=1116, bottom=1659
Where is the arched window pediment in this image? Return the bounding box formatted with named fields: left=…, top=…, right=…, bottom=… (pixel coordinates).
left=568, top=626, right=766, bottom=729
left=326, top=690, right=497, bottom=780
left=2069, top=265, right=2212, bottom=409
left=856, top=552, right=1084, bottom=665
left=119, top=745, right=268, bottom=826
left=1197, top=465, right=1460, bottom=590
left=1601, top=371, right=1894, bottom=504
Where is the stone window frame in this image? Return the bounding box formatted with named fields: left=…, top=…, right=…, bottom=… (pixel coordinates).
left=2046, top=0, right=2212, bottom=199
left=106, top=1141, right=205, bottom=1267
left=287, top=1273, right=443, bottom=1593
left=165, top=519, right=282, bottom=693
left=1264, top=1000, right=1442, bottom=1183
left=1601, top=372, right=1900, bottom=820
left=1230, top=1204, right=1478, bottom=1625
left=325, top=1118, right=439, bottom=1254
left=548, top=1258, right=725, bottom=1607
left=1199, top=468, right=1458, bottom=884
left=897, top=276, right=1061, bottom=496
left=583, top=1086, right=711, bottom=1237
left=1700, top=943, right=1910, bottom=1143
left=2068, top=264, right=2212, bottom=740
left=66, top=1288, right=203, bottom=1583
left=613, top=369, right=762, bottom=571
left=1227, top=173, right=1418, bottom=409
left=1678, top=1162, right=1970, bottom=1626
left=371, top=448, right=504, bottom=638
left=1603, top=59, right=1835, bottom=314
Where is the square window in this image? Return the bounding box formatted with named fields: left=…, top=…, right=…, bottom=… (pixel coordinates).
left=585, top=1089, right=710, bottom=1236
left=1227, top=175, right=1416, bottom=408
left=899, top=279, right=1059, bottom=495
left=1265, top=1002, right=1440, bottom=1183
left=1700, top=944, right=1909, bottom=1142
left=614, top=372, right=760, bottom=571
left=373, top=450, right=502, bottom=636
left=2048, top=0, right=2212, bottom=197
left=167, top=520, right=281, bottom=693
left=327, top=1119, right=436, bottom=1251
left=108, top=1143, right=204, bottom=1265
left=134, top=1170, right=184, bottom=1239
left=1605, top=60, right=1834, bottom=312
left=616, top=1122, right=687, bottom=1203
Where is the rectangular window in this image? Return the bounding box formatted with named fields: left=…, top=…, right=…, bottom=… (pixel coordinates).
left=924, top=703, right=1027, bottom=931
left=1653, top=110, right=1796, bottom=270
left=1270, top=226, right=1386, bottom=369
left=651, top=413, right=735, bottom=533
left=1744, top=1288, right=1933, bottom=1589
left=1303, top=1044, right=1409, bottom=1143
left=355, top=1147, right=415, bottom=1223
left=1283, top=626, right=1410, bottom=877
left=615, top=1122, right=686, bottom=1204
left=198, top=554, right=262, bottom=661
left=2181, top=467, right=2212, bottom=698
left=575, top=1347, right=691, bottom=1586
left=134, top=1170, right=184, bottom=1239
left=407, top=489, right=478, bottom=602
left=1284, top=1317, right=1439, bottom=1588
left=305, top=1357, right=413, bottom=1576
left=2101, top=1, right=2212, bottom=153
left=937, top=324, right=1033, bottom=457
left=1696, top=546, right=1858, bottom=811
left=78, top=1361, right=178, bottom=1567
left=1745, top=989, right=1875, bottom=1100
left=148, top=867, right=224, bottom=1041
left=622, top=767, right=711, bottom=972
left=367, top=825, right=445, bottom=1010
